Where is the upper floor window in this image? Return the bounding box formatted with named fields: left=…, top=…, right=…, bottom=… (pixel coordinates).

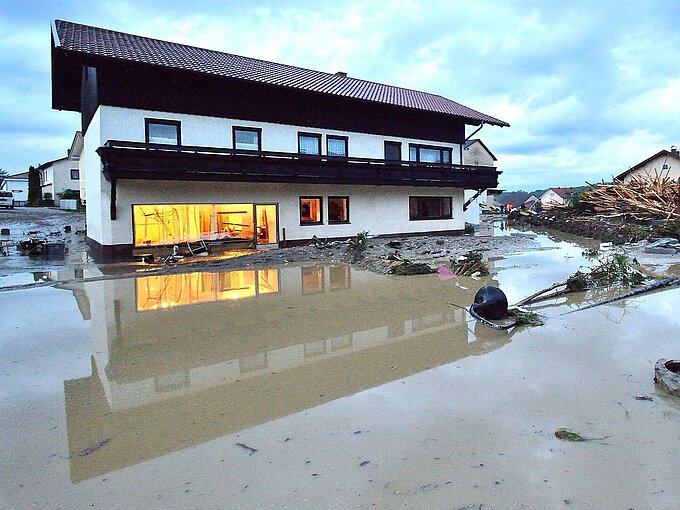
left=327, top=136, right=348, bottom=157
left=409, top=144, right=452, bottom=164
left=233, top=127, right=262, bottom=151
left=385, top=141, right=402, bottom=161
left=145, top=119, right=181, bottom=145
left=299, top=133, right=322, bottom=155
left=70, top=169, right=80, bottom=180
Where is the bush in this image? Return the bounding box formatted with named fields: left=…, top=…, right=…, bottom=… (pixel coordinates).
left=58, top=188, right=80, bottom=200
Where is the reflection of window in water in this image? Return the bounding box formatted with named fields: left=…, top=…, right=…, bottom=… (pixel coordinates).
left=410, top=312, right=449, bottom=333
left=387, top=322, right=405, bottom=338
left=330, top=334, right=352, bottom=351
left=329, top=265, right=351, bottom=290
left=301, top=266, right=324, bottom=294
left=304, top=339, right=327, bottom=358
left=239, top=353, right=268, bottom=373
left=154, top=371, right=190, bottom=393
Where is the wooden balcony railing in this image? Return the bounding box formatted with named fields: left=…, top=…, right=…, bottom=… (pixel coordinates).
left=97, top=140, right=500, bottom=189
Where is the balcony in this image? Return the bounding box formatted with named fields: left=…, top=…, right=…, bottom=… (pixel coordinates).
left=97, top=140, right=500, bottom=189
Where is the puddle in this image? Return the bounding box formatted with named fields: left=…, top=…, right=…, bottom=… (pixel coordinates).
left=3, top=239, right=680, bottom=509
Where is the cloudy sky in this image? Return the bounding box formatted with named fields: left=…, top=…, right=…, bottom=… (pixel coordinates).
left=2, top=0, right=679, bottom=190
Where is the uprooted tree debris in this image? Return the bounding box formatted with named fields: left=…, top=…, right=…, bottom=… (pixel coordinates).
left=515, top=253, right=646, bottom=306
left=580, top=175, right=680, bottom=221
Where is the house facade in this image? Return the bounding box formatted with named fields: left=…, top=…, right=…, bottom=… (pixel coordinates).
left=51, top=20, right=509, bottom=260
left=615, top=147, right=680, bottom=183
left=1, top=171, right=29, bottom=205
left=539, top=187, right=580, bottom=208
left=38, top=134, right=82, bottom=206
left=462, top=139, right=498, bottom=222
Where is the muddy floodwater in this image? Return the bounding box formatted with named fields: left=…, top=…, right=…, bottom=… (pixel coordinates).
left=2, top=233, right=680, bottom=509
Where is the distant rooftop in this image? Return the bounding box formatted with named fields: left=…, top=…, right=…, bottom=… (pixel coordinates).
left=52, top=20, right=509, bottom=128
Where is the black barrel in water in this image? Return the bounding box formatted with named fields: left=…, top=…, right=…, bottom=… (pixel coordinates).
left=472, top=285, right=508, bottom=320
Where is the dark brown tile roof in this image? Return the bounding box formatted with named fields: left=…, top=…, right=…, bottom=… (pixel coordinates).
left=53, top=20, right=509, bottom=127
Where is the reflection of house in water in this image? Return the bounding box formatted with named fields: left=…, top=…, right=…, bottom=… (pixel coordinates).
left=65, top=265, right=512, bottom=481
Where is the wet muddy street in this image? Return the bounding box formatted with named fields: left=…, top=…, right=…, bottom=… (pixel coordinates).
left=2, top=233, right=680, bottom=509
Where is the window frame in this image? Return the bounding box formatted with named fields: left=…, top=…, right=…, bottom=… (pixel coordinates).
left=326, top=135, right=349, bottom=158
left=298, top=132, right=322, bottom=156
left=408, top=196, right=453, bottom=221
left=327, top=196, right=350, bottom=224
left=232, top=126, right=262, bottom=151
left=145, top=118, right=181, bottom=146
left=70, top=169, right=80, bottom=180
left=408, top=144, right=452, bottom=164
left=384, top=141, right=402, bottom=161
left=299, top=196, right=324, bottom=225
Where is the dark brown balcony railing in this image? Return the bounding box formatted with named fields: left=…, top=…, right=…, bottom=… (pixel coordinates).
left=97, top=140, right=500, bottom=189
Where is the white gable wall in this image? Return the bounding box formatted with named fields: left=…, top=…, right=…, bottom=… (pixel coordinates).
left=621, top=153, right=680, bottom=183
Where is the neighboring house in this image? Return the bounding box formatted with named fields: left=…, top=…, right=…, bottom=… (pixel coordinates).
left=50, top=20, right=509, bottom=260
left=539, top=187, right=581, bottom=208
left=1, top=171, right=29, bottom=205
left=615, top=146, right=680, bottom=183
left=463, top=139, right=498, bottom=223
left=498, top=192, right=538, bottom=211
left=38, top=131, right=82, bottom=205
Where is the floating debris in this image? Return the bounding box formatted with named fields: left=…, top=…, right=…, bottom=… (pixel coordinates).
left=78, top=438, right=111, bottom=456
left=236, top=442, right=258, bottom=455
left=654, top=359, right=680, bottom=397
left=505, top=308, right=543, bottom=326
left=554, top=428, right=610, bottom=442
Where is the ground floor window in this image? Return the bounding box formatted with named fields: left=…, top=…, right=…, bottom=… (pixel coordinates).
left=409, top=196, right=452, bottom=220
left=133, top=203, right=278, bottom=247
left=328, top=196, right=349, bottom=223
left=300, top=196, right=323, bottom=224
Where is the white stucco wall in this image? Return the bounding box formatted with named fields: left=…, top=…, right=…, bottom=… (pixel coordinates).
left=99, top=106, right=463, bottom=163
left=84, top=105, right=471, bottom=249
left=2, top=177, right=29, bottom=198
left=463, top=141, right=495, bottom=167
left=40, top=158, right=80, bottom=204
left=112, top=180, right=464, bottom=245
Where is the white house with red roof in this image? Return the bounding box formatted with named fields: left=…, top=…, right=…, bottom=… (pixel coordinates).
left=539, top=187, right=581, bottom=208
left=50, top=20, right=509, bottom=260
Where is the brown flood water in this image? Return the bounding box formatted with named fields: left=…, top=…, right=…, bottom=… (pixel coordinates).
left=2, top=233, right=680, bottom=509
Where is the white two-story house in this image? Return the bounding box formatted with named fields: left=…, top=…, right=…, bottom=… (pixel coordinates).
left=51, top=20, right=509, bottom=260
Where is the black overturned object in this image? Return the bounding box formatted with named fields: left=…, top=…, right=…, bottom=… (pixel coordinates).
left=471, top=285, right=508, bottom=320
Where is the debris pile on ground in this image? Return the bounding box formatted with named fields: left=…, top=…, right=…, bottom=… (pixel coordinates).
left=643, top=237, right=680, bottom=255
left=447, top=251, right=489, bottom=276
left=580, top=175, right=680, bottom=221
left=371, top=252, right=436, bottom=275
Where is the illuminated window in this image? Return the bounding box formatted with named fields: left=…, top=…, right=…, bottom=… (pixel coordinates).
left=298, top=133, right=321, bottom=155
left=409, top=196, right=452, bottom=220
left=327, top=136, right=348, bottom=157
left=300, top=196, right=323, bottom=225
left=145, top=119, right=181, bottom=145
left=328, top=196, right=349, bottom=223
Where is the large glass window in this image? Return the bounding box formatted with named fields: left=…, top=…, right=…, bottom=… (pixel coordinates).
left=384, top=141, right=402, bottom=161
left=300, top=196, right=323, bottom=224
left=298, top=133, right=321, bottom=155
left=409, top=196, right=453, bottom=220
left=146, top=119, right=181, bottom=145
left=409, top=144, right=452, bottom=164
left=327, top=136, right=348, bottom=157
left=132, top=203, right=277, bottom=247
left=328, top=196, right=349, bottom=223
left=233, top=127, right=261, bottom=151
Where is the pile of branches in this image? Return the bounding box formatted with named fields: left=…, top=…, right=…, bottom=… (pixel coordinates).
left=448, top=251, right=490, bottom=277
left=580, top=175, right=680, bottom=221
left=516, top=253, right=646, bottom=306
